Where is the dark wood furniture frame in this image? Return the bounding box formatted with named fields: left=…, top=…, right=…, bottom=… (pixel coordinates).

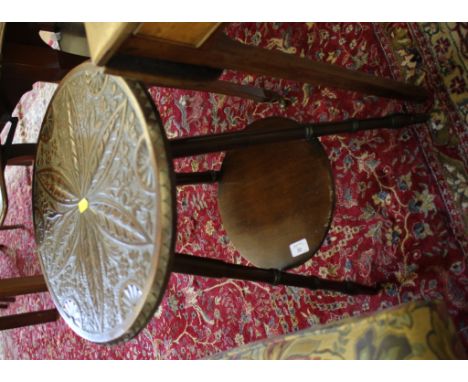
left=168, top=112, right=429, bottom=295
left=34, top=23, right=284, bottom=104
left=0, top=23, right=86, bottom=124
left=85, top=22, right=430, bottom=103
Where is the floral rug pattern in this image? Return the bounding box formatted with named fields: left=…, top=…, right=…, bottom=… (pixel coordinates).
left=0, top=22, right=467, bottom=359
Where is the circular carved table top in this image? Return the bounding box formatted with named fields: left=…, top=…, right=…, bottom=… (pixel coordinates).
left=33, top=62, right=175, bottom=344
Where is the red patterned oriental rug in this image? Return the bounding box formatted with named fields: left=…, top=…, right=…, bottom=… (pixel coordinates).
left=0, top=22, right=467, bottom=359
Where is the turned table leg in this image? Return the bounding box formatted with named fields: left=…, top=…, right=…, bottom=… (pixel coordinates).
left=0, top=275, right=48, bottom=299
left=172, top=253, right=379, bottom=295
left=0, top=309, right=59, bottom=331
left=169, top=113, right=429, bottom=158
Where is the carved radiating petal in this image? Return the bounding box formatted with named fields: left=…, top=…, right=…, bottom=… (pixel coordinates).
left=87, top=101, right=126, bottom=194
left=64, top=88, right=84, bottom=191
left=75, top=217, right=105, bottom=333
left=36, top=167, right=79, bottom=205
left=45, top=209, right=79, bottom=278
left=92, top=200, right=150, bottom=246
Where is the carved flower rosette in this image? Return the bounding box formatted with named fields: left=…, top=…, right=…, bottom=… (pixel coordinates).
left=33, top=63, right=174, bottom=343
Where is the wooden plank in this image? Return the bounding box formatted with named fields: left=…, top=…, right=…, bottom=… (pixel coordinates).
left=118, top=32, right=429, bottom=101
left=0, top=309, right=59, bottom=331
left=0, top=275, right=48, bottom=298
left=135, top=22, right=221, bottom=47
left=84, top=22, right=141, bottom=65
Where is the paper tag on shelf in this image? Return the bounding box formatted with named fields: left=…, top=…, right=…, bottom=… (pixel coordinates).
left=289, top=239, right=309, bottom=257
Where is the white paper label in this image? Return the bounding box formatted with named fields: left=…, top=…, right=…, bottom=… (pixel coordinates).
left=289, top=239, right=309, bottom=257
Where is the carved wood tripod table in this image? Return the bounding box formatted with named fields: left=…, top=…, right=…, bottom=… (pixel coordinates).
left=33, top=62, right=429, bottom=344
